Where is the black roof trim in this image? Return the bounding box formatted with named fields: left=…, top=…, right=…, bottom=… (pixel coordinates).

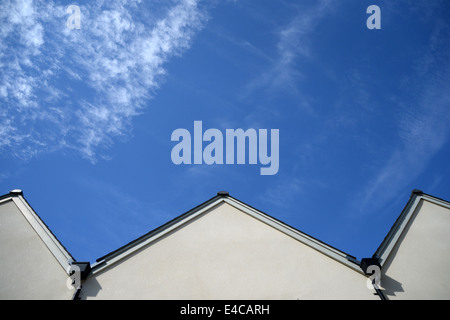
left=373, top=189, right=450, bottom=258
left=0, top=189, right=76, bottom=262
left=95, top=193, right=225, bottom=263
left=225, top=194, right=359, bottom=262
left=95, top=192, right=359, bottom=266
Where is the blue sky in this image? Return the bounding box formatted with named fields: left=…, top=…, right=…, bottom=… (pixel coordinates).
left=1, top=0, right=449, bottom=264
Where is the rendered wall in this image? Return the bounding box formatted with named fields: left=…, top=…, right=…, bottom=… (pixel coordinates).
left=380, top=199, right=450, bottom=299
left=0, top=199, right=73, bottom=300
left=82, top=202, right=376, bottom=300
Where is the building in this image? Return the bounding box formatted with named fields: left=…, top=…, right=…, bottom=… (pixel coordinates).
left=0, top=189, right=74, bottom=300
left=0, top=189, right=449, bottom=300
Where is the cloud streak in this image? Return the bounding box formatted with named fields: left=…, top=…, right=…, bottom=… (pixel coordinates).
left=241, top=0, right=334, bottom=111
left=358, top=9, right=450, bottom=212
left=0, top=0, right=207, bottom=162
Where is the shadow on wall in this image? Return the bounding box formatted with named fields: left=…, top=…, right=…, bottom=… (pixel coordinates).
left=380, top=273, right=404, bottom=298
left=79, top=277, right=102, bottom=300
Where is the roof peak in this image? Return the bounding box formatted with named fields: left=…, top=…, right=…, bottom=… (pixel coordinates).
left=9, top=189, right=23, bottom=196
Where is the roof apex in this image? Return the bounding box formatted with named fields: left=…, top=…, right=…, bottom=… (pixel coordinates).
left=9, top=189, right=23, bottom=196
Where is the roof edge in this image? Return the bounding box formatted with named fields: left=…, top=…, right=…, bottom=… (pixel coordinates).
left=93, top=193, right=226, bottom=265
left=0, top=189, right=75, bottom=272
left=223, top=196, right=361, bottom=271
left=374, top=190, right=450, bottom=266
left=92, top=192, right=363, bottom=276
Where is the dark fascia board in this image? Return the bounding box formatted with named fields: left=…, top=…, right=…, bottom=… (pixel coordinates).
left=226, top=194, right=358, bottom=262
left=373, top=190, right=450, bottom=266
left=94, top=192, right=227, bottom=264
left=0, top=189, right=76, bottom=270
left=0, top=190, right=22, bottom=201
left=360, top=257, right=382, bottom=275
left=72, top=261, right=92, bottom=280
left=92, top=191, right=361, bottom=274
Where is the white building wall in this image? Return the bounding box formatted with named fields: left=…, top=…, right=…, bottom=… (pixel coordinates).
left=380, top=199, right=450, bottom=299
left=82, top=202, right=376, bottom=300
left=0, top=199, right=73, bottom=300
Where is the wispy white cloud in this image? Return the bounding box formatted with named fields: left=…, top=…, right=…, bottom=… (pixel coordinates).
left=357, top=13, right=450, bottom=212
left=261, top=176, right=304, bottom=210
left=241, top=0, right=334, bottom=111
left=0, top=0, right=207, bottom=162
left=360, top=79, right=450, bottom=209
